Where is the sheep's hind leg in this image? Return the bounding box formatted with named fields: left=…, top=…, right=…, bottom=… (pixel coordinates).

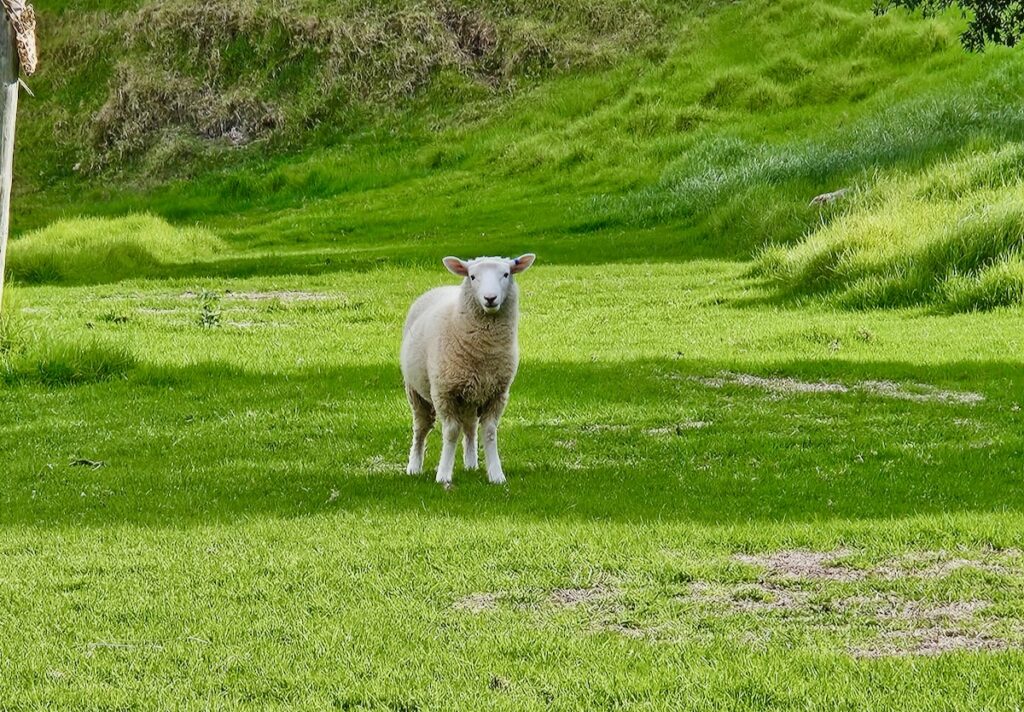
left=481, top=395, right=508, bottom=485
left=436, top=416, right=461, bottom=487
left=462, top=416, right=479, bottom=471
left=406, top=387, right=434, bottom=476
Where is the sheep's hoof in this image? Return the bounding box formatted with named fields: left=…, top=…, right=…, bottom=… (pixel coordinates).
left=406, top=462, right=422, bottom=476
left=488, top=472, right=506, bottom=485
left=464, top=459, right=479, bottom=471
left=436, top=473, right=453, bottom=488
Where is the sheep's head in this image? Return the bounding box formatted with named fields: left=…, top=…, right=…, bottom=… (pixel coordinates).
left=443, top=254, right=536, bottom=314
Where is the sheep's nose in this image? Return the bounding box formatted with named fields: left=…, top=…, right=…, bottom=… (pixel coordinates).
left=484, top=295, right=498, bottom=306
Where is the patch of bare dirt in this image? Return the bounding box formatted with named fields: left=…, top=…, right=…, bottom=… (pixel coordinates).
left=860, top=380, right=985, bottom=405
left=734, top=549, right=865, bottom=582
left=579, top=423, right=630, bottom=433
left=693, top=372, right=984, bottom=405
left=695, top=373, right=847, bottom=395
left=225, top=290, right=333, bottom=302
left=453, top=592, right=501, bottom=613
left=362, top=456, right=404, bottom=475
left=918, top=559, right=1009, bottom=578
left=722, top=548, right=1020, bottom=657
left=644, top=420, right=711, bottom=436
left=841, top=595, right=991, bottom=622
left=178, top=290, right=333, bottom=302
left=665, top=549, right=1024, bottom=656
left=736, top=548, right=1021, bottom=584
left=680, top=581, right=810, bottom=613
left=874, top=550, right=1019, bottom=580
left=853, top=628, right=1011, bottom=658
left=892, top=600, right=991, bottom=621
left=549, top=586, right=614, bottom=607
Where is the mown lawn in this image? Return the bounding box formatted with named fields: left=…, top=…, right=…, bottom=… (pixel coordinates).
left=2, top=258, right=1024, bottom=708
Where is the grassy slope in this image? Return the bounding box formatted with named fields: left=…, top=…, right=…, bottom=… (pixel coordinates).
left=12, top=0, right=1024, bottom=308
left=3, top=0, right=1024, bottom=708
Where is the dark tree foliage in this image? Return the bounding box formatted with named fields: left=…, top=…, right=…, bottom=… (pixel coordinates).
left=875, top=0, right=1024, bottom=50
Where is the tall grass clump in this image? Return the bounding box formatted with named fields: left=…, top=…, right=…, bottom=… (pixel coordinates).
left=941, top=253, right=1024, bottom=311
left=2, top=337, right=136, bottom=386
left=0, top=286, right=29, bottom=367
left=6, top=214, right=224, bottom=284
left=756, top=145, right=1024, bottom=311
left=16, top=338, right=137, bottom=386
left=0, top=311, right=20, bottom=363
left=1, top=309, right=136, bottom=386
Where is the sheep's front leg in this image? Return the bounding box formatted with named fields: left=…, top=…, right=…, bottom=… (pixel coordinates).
left=436, top=417, right=461, bottom=487
left=462, top=417, right=479, bottom=471
left=481, top=396, right=508, bottom=485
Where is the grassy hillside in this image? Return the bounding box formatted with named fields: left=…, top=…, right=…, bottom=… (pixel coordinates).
left=756, top=145, right=1024, bottom=309
left=21, top=0, right=674, bottom=182
left=11, top=0, right=1024, bottom=309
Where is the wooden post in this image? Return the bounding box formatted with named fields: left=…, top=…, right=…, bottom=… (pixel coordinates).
left=0, top=5, right=19, bottom=314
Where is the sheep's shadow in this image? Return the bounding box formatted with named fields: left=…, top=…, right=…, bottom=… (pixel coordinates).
left=2, top=356, right=1022, bottom=528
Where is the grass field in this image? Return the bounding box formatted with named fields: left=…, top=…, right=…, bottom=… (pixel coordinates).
left=4, top=259, right=1024, bottom=708
left=3, top=0, right=1024, bottom=707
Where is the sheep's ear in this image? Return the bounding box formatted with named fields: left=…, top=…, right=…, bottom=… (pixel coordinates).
left=510, top=253, right=536, bottom=274
left=443, top=256, right=469, bottom=277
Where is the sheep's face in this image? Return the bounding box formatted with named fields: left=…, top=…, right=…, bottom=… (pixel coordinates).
left=443, top=254, right=536, bottom=314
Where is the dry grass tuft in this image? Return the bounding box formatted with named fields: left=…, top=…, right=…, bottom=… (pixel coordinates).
left=452, top=592, right=501, bottom=613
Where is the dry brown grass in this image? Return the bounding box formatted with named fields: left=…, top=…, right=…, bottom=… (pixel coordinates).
left=40, top=0, right=668, bottom=169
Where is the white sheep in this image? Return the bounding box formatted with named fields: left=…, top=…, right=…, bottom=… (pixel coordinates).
left=400, top=253, right=536, bottom=486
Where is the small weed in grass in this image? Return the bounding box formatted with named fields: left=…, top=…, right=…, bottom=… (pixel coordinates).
left=98, top=311, right=130, bottom=325
left=198, top=290, right=222, bottom=328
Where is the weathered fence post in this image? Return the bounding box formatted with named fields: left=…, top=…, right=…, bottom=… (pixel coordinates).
left=0, top=4, right=18, bottom=313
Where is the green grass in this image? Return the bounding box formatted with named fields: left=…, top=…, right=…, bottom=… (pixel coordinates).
left=3, top=0, right=1024, bottom=707
left=3, top=261, right=1024, bottom=707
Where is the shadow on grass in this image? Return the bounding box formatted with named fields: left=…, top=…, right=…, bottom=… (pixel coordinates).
left=728, top=273, right=995, bottom=316
left=1, top=357, right=1022, bottom=527
left=9, top=225, right=739, bottom=286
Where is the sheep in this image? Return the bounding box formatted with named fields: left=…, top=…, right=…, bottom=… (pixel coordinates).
left=400, top=253, right=536, bottom=486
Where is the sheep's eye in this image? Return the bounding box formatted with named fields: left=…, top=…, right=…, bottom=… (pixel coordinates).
left=470, top=275, right=475, bottom=280
left=503, top=273, right=509, bottom=278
